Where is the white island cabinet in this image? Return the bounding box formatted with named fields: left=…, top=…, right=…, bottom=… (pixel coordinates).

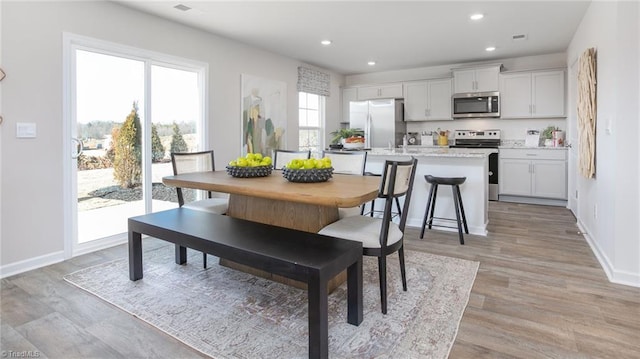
left=365, top=147, right=495, bottom=236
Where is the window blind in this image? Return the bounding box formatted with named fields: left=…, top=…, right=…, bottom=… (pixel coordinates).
left=297, top=66, right=330, bottom=97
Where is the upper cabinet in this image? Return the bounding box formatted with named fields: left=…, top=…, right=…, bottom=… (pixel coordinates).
left=341, top=87, right=357, bottom=123
left=453, top=65, right=501, bottom=93
left=403, top=78, right=452, bottom=121
left=500, top=69, right=566, bottom=118
left=356, top=83, right=403, bottom=100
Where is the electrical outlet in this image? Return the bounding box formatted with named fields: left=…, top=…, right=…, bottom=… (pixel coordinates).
left=594, top=204, right=598, bottom=219
left=575, top=190, right=578, bottom=199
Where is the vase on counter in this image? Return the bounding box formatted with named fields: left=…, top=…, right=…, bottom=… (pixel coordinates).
left=552, top=130, right=565, bottom=147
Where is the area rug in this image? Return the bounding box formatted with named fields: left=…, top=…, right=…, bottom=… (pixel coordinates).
left=64, top=243, right=478, bottom=358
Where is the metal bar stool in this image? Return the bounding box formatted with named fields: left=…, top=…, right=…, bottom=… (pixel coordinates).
left=419, top=175, right=469, bottom=244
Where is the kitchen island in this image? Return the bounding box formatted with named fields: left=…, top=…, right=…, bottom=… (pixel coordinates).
left=364, top=147, right=496, bottom=236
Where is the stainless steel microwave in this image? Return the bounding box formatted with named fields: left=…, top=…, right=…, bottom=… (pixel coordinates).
left=452, top=91, right=500, bottom=118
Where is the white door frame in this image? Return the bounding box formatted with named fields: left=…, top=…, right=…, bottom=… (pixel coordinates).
left=62, top=33, right=208, bottom=259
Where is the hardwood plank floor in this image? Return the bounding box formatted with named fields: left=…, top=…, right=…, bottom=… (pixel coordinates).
left=2, top=201, right=639, bottom=358
left=406, top=201, right=640, bottom=359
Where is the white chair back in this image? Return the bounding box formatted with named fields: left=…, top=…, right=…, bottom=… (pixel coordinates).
left=172, top=151, right=214, bottom=174
left=378, top=157, right=418, bottom=231
left=273, top=150, right=311, bottom=170
left=381, top=161, right=414, bottom=196
left=322, top=151, right=367, bottom=175
left=171, top=150, right=216, bottom=206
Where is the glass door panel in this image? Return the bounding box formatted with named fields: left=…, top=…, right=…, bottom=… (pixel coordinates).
left=150, top=65, right=203, bottom=211
left=75, top=50, right=145, bottom=244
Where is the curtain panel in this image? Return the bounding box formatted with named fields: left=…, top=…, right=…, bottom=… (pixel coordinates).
left=297, top=67, right=330, bottom=97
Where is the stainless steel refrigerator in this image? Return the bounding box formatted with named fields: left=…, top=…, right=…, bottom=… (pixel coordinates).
left=349, top=99, right=406, bottom=149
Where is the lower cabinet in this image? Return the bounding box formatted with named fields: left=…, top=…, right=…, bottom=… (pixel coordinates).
left=499, top=148, right=567, bottom=200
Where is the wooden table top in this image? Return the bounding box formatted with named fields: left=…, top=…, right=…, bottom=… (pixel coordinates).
left=163, top=170, right=381, bottom=208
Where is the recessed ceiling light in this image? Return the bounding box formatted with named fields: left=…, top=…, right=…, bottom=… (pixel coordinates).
left=470, top=13, right=484, bottom=20
left=320, top=40, right=332, bottom=46
left=367, top=61, right=376, bottom=66
left=485, top=46, right=496, bottom=52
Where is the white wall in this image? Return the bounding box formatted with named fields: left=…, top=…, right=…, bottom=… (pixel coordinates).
left=566, top=0, right=640, bottom=286
left=345, top=53, right=568, bottom=141
left=345, top=53, right=567, bottom=86
left=0, top=1, right=344, bottom=273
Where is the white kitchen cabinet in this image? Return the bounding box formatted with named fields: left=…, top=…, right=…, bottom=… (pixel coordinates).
left=341, top=87, right=357, bottom=124
left=500, top=70, right=565, bottom=118
left=499, top=148, right=567, bottom=199
left=453, top=65, right=500, bottom=93
left=403, top=78, right=452, bottom=121
left=356, top=83, right=403, bottom=100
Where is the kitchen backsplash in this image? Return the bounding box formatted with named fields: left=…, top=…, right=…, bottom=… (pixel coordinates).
left=405, top=118, right=566, bottom=141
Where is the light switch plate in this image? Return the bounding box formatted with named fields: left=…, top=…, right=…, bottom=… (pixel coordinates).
left=16, top=122, right=37, bottom=138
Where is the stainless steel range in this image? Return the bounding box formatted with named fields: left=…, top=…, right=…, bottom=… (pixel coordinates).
left=450, top=130, right=501, bottom=201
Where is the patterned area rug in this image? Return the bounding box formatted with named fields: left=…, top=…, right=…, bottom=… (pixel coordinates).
left=64, top=243, right=478, bottom=358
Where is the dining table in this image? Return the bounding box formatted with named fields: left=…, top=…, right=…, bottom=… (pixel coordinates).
left=162, top=169, right=381, bottom=290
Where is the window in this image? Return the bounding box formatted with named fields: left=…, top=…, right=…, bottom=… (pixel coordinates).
left=298, top=92, right=324, bottom=154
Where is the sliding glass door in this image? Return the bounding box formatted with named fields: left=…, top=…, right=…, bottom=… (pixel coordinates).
left=65, top=34, right=207, bottom=256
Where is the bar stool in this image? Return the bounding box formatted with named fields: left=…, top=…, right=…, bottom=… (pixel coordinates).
left=419, top=175, right=469, bottom=244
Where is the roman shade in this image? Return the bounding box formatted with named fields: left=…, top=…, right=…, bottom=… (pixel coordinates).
left=297, top=66, right=330, bottom=97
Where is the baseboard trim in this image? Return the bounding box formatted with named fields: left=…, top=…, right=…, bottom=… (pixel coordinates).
left=1, top=250, right=65, bottom=279
left=1, top=236, right=128, bottom=279
left=499, top=195, right=567, bottom=207
left=577, top=219, right=640, bottom=288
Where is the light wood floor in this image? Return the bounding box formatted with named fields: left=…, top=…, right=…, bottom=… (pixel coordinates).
left=2, top=202, right=639, bottom=358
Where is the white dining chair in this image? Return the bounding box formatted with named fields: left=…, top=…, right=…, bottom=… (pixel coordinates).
left=322, top=150, right=367, bottom=175
left=273, top=149, right=311, bottom=170
left=171, top=150, right=229, bottom=268
left=322, top=150, right=368, bottom=218
left=318, top=157, right=418, bottom=314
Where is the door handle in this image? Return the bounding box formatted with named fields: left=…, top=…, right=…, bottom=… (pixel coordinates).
left=71, top=138, right=83, bottom=159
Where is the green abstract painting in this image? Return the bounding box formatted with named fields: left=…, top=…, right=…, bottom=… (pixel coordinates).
left=241, top=74, right=286, bottom=157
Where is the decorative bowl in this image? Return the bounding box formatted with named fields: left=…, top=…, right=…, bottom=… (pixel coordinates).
left=343, top=142, right=365, bottom=150
left=282, top=167, right=334, bottom=183
left=225, top=165, right=273, bottom=178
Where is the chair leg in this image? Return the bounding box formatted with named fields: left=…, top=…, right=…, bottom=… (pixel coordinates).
left=369, top=199, right=376, bottom=217
left=452, top=185, right=465, bottom=245
left=420, top=184, right=436, bottom=239
left=428, top=184, right=438, bottom=229
left=398, top=246, right=407, bottom=291
left=378, top=256, right=387, bottom=314
left=394, top=197, right=402, bottom=217
left=455, top=185, right=469, bottom=234
left=203, top=253, right=207, bottom=268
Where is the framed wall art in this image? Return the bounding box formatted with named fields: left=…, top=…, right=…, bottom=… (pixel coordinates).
left=240, top=74, right=287, bottom=157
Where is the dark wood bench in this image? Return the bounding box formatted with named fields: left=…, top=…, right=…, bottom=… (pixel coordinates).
left=128, top=208, right=363, bottom=359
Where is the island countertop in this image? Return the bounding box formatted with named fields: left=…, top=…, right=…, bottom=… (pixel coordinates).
left=368, top=147, right=497, bottom=158
left=365, top=149, right=492, bottom=236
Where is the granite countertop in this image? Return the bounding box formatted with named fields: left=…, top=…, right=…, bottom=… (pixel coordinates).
left=368, top=147, right=496, bottom=158
left=499, top=140, right=569, bottom=150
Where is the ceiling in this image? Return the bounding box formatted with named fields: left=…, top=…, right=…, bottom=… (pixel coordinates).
left=115, top=1, right=591, bottom=75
